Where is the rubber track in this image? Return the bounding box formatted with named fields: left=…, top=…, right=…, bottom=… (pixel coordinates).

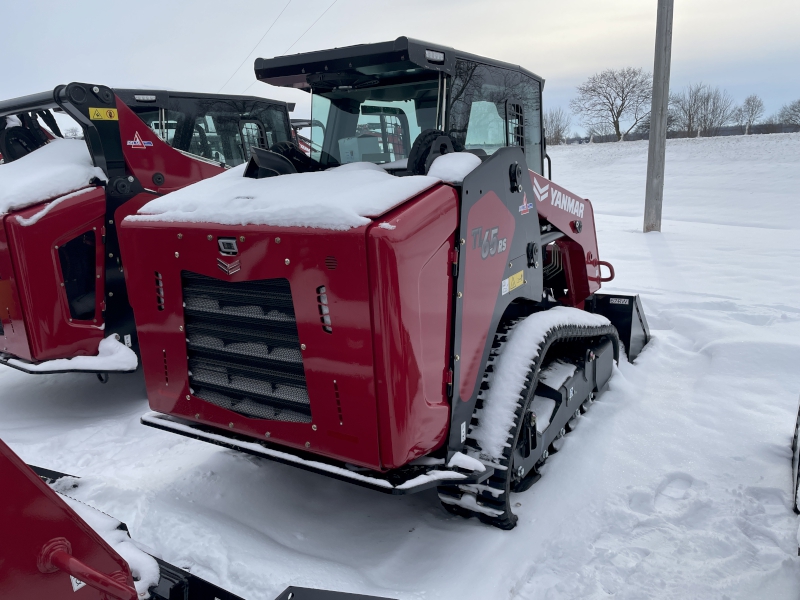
left=439, top=319, right=619, bottom=529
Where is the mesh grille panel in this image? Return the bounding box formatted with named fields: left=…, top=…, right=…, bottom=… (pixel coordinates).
left=182, top=272, right=310, bottom=423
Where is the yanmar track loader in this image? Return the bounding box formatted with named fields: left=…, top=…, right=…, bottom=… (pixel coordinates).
left=0, top=85, right=292, bottom=376
left=0, top=438, right=390, bottom=599
left=120, top=38, right=650, bottom=529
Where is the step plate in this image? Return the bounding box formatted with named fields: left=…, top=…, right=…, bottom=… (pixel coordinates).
left=141, top=411, right=493, bottom=495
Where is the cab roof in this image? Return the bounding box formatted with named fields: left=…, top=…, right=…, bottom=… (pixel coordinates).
left=254, top=36, right=544, bottom=91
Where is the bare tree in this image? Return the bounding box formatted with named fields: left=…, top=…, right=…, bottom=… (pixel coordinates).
left=63, top=126, right=81, bottom=139
left=778, top=99, right=800, bottom=125
left=670, top=82, right=705, bottom=137
left=735, top=94, right=764, bottom=134
left=697, top=86, right=735, bottom=136
left=570, top=67, right=652, bottom=141
left=670, top=83, right=736, bottom=137
left=543, top=107, right=571, bottom=145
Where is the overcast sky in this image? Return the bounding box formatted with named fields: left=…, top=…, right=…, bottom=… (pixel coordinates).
left=3, top=0, right=799, bottom=132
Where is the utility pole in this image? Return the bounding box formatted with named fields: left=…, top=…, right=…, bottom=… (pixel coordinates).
left=643, top=0, right=674, bottom=233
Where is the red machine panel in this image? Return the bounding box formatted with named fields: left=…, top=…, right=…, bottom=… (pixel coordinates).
left=0, top=220, right=31, bottom=360
left=4, top=188, right=106, bottom=362
left=120, top=218, right=384, bottom=469
left=116, top=101, right=223, bottom=193
left=366, top=186, right=458, bottom=469
left=0, top=439, right=135, bottom=600
left=120, top=184, right=458, bottom=471
left=531, top=171, right=602, bottom=302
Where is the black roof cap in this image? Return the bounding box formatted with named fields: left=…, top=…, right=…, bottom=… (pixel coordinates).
left=254, top=36, right=544, bottom=90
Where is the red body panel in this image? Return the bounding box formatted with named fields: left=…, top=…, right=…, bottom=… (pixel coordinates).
left=0, top=222, right=30, bottom=359
left=116, top=101, right=223, bottom=193
left=3, top=188, right=106, bottom=361
left=120, top=185, right=457, bottom=470
left=0, top=439, right=134, bottom=600
left=531, top=171, right=601, bottom=306
left=367, top=187, right=458, bottom=467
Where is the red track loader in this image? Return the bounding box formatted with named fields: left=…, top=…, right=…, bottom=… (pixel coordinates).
left=0, top=438, right=390, bottom=599
left=119, top=38, right=650, bottom=529
left=0, top=85, right=292, bottom=376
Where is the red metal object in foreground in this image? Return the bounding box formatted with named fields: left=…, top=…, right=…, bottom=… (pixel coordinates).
left=0, top=439, right=136, bottom=600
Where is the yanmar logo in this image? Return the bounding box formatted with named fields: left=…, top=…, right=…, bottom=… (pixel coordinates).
left=550, top=188, right=585, bottom=218
left=533, top=178, right=550, bottom=203
left=217, top=258, right=241, bottom=275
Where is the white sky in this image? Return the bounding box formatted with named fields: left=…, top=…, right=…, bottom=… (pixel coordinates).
left=3, top=0, right=799, bottom=133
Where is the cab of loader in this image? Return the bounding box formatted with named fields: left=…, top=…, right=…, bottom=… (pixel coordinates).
left=258, top=37, right=545, bottom=176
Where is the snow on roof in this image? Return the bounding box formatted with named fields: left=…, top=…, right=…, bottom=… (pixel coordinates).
left=427, top=152, right=482, bottom=184
left=130, top=161, right=441, bottom=231
left=0, top=138, right=107, bottom=215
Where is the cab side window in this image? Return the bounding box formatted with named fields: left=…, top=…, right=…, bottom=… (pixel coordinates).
left=448, top=60, right=543, bottom=173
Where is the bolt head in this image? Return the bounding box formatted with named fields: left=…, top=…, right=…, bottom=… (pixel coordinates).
left=454, top=355, right=460, bottom=361
left=108, top=253, right=114, bottom=258
left=300, top=343, right=306, bottom=350
left=265, top=432, right=271, bottom=438
left=312, top=424, right=317, bottom=431
left=305, top=441, right=311, bottom=448
left=457, top=292, right=463, bottom=298
left=275, top=237, right=281, bottom=243
left=517, top=466, right=525, bottom=476
left=284, top=258, right=290, bottom=265
left=207, top=234, right=212, bottom=241
left=229, top=422, right=234, bottom=428
left=109, top=219, right=114, bottom=224
left=127, top=176, right=134, bottom=183
left=195, top=413, right=200, bottom=418
left=239, top=236, right=245, bottom=242
left=179, top=325, right=184, bottom=332
left=92, top=86, right=100, bottom=93
left=108, top=292, right=114, bottom=297
left=460, top=238, right=465, bottom=245
left=186, top=394, right=190, bottom=400
left=177, top=233, right=182, bottom=239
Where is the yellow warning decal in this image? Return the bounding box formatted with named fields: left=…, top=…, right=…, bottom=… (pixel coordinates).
left=88, top=108, right=118, bottom=121
left=501, top=270, right=524, bottom=296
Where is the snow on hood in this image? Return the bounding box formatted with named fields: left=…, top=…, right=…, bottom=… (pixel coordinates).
left=427, top=152, right=482, bottom=184
left=0, top=138, right=106, bottom=215
left=129, top=161, right=442, bottom=231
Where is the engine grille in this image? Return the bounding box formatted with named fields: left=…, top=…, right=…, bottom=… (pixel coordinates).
left=181, top=271, right=311, bottom=423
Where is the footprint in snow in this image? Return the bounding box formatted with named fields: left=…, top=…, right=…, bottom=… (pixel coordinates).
left=654, top=472, right=696, bottom=513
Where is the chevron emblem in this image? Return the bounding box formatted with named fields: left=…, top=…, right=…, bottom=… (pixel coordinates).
left=533, top=178, right=550, bottom=203
left=217, top=258, right=241, bottom=275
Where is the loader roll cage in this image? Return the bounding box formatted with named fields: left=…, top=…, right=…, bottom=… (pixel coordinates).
left=255, top=36, right=546, bottom=174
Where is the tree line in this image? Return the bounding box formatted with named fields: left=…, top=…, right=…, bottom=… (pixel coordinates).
left=543, top=67, right=800, bottom=145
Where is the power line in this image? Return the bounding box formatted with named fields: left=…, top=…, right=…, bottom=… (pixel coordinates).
left=241, top=0, right=339, bottom=95
left=218, top=0, right=293, bottom=93
left=281, top=0, right=338, bottom=56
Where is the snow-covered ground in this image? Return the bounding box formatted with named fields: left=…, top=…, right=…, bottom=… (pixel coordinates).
left=2, top=133, right=799, bottom=599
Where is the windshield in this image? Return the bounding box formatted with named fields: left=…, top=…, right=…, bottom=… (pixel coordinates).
left=309, top=78, right=440, bottom=168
